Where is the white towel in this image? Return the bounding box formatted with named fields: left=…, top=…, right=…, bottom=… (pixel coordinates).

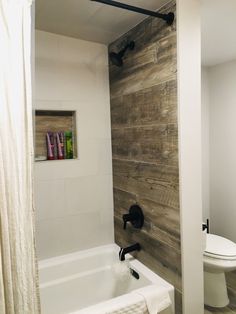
left=106, top=299, right=148, bottom=314
left=76, top=293, right=148, bottom=314
left=132, top=285, right=171, bottom=314
left=76, top=285, right=171, bottom=314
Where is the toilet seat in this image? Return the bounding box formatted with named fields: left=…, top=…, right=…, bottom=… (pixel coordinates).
left=204, top=234, right=236, bottom=260
left=204, top=251, right=236, bottom=260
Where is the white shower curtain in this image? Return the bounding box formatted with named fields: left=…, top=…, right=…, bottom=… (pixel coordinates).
left=0, top=0, right=40, bottom=313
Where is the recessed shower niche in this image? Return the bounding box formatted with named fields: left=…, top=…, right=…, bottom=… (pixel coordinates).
left=35, top=110, right=77, bottom=161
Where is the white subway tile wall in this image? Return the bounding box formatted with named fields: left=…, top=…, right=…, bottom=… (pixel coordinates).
left=35, top=30, right=114, bottom=259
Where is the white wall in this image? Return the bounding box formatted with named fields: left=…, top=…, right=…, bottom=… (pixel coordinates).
left=201, top=67, right=210, bottom=221
left=207, top=60, right=236, bottom=242
left=177, top=0, right=204, bottom=312
left=34, top=30, right=114, bottom=259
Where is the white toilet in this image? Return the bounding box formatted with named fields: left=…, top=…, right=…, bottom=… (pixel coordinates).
left=203, top=233, right=236, bottom=308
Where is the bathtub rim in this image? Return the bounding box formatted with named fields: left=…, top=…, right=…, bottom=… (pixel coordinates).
left=38, top=244, right=117, bottom=269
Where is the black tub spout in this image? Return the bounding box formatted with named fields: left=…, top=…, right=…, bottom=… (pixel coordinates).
left=119, top=243, right=141, bottom=261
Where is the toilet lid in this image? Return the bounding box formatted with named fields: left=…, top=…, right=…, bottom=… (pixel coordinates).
left=205, top=234, right=236, bottom=258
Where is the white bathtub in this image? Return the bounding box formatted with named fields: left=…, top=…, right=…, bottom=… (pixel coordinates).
left=39, top=244, right=175, bottom=314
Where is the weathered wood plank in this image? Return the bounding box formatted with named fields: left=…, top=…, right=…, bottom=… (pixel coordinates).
left=113, top=188, right=137, bottom=211
left=113, top=187, right=179, bottom=225
left=113, top=176, right=179, bottom=213
left=110, top=34, right=177, bottom=99
left=112, top=124, right=178, bottom=166
left=111, top=79, right=177, bottom=128
left=139, top=198, right=180, bottom=238
left=113, top=159, right=179, bottom=213
left=146, top=6, right=177, bottom=46
left=113, top=188, right=180, bottom=250
left=112, top=159, right=179, bottom=192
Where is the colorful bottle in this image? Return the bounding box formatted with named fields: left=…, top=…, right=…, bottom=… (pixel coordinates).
left=56, top=132, right=64, bottom=159
left=65, top=131, right=73, bottom=159
left=46, top=132, right=55, bottom=160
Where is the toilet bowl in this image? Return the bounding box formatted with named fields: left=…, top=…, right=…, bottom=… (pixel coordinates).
left=203, top=233, right=236, bottom=308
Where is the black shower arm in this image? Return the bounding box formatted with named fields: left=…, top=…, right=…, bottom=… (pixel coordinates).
left=118, top=43, right=132, bottom=58
left=90, top=0, right=175, bottom=25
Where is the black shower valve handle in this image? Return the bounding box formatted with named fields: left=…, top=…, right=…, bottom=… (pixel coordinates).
left=123, top=213, right=132, bottom=230
left=122, top=205, right=144, bottom=230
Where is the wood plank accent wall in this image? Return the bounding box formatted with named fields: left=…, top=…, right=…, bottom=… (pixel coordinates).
left=109, top=1, right=181, bottom=312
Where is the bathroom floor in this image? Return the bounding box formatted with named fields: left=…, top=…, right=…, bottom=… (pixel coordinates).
left=204, top=293, right=236, bottom=314
left=205, top=307, right=236, bottom=314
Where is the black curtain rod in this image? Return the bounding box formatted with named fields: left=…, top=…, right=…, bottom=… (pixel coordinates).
left=90, top=0, right=174, bottom=25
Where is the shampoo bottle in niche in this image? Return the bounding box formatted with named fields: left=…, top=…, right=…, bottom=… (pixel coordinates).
left=56, top=132, right=64, bottom=159
left=65, top=131, right=73, bottom=159
left=46, top=132, right=55, bottom=160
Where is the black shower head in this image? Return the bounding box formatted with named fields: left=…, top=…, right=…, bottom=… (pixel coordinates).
left=109, top=51, right=123, bottom=67
left=109, top=41, right=135, bottom=67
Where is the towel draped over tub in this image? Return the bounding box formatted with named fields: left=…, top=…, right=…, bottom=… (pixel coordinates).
left=107, top=300, right=148, bottom=314
left=106, top=285, right=171, bottom=314
left=78, top=284, right=171, bottom=314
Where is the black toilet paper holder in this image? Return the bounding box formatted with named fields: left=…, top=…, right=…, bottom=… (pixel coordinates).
left=202, top=219, right=209, bottom=233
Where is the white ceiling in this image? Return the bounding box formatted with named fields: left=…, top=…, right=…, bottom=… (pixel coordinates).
left=35, top=0, right=170, bottom=45
left=201, top=0, right=236, bottom=66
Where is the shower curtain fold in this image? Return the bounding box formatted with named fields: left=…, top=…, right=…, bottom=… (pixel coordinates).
left=0, top=1, right=40, bottom=313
